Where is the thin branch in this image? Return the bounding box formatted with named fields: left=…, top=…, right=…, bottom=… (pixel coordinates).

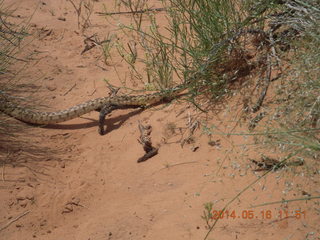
left=96, top=7, right=166, bottom=16
left=0, top=210, right=30, bottom=232
left=250, top=196, right=320, bottom=208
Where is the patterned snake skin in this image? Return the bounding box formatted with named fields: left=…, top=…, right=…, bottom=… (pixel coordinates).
left=0, top=85, right=186, bottom=125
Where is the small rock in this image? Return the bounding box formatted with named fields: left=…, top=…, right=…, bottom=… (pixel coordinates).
left=46, top=84, right=57, bottom=91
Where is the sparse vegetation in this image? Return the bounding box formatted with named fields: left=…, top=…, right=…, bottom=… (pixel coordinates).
left=102, top=0, right=320, bottom=238
left=67, top=0, right=95, bottom=32
left=261, top=0, right=320, bottom=159
left=201, top=202, right=214, bottom=229
left=0, top=1, right=28, bottom=78
left=0, top=2, right=58, bottom=168
left=0, top=1, right=29, bottom=132
left=0, top=0, right=319, bottom=238
left=109, top=0, right=319, bottom=156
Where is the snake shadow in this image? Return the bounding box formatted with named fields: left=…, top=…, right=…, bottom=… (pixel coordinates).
left=39, top=93, right=187, bottom=134
left=43, top=107, right=145, bottom=134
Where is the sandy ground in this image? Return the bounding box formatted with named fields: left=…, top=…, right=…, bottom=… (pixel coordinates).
left=0, top=1, right=319, bottom=239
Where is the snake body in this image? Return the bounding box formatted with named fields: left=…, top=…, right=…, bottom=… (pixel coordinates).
left=0, top=85, right=185, bottom=125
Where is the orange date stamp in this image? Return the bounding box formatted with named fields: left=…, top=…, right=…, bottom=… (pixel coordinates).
left=211, top=210, right=306, bottom=220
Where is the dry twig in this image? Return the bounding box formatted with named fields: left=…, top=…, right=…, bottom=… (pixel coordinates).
left=63, top=83, right=77, bottom=96
left=0, top=210, right=30, bottom=232
left=96, top=7, right=166, bottom=16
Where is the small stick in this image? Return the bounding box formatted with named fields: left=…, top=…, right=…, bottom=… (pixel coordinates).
left=152, top=161, right=198, bottom=175
left=248, top=111, right=266, bottom=131
left=105, top=82, right=120, bottom=97
left=0, top=210, right=30, bottom=232
left=63, top=83, right=77, bottom=96
left=96, top=8, right=166, bottom=16
left=88, top=89, right=96, bottom=96
left=251, top=53, right=271, bottom=113
left=88, top=80, right=97, bottom=97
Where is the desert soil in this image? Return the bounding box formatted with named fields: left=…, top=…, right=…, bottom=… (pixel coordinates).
left=0, top=0, right=319, bottom=240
